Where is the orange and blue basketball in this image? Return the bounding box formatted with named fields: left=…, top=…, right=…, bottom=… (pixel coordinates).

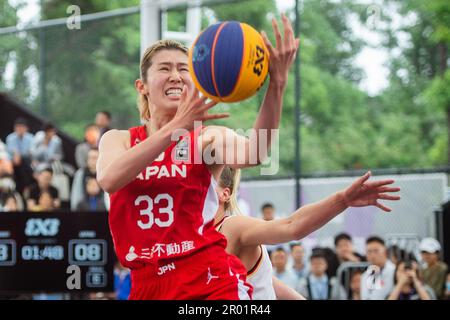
left=189, top=21, right=270, bottom=103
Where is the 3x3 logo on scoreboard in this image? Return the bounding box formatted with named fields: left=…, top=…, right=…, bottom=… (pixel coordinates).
left=0, top=212, right=115, bottom=293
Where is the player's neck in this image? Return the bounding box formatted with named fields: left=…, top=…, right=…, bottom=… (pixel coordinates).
left=214, top=207, right=226, bottom=226
left=148, top=112, right=174, bottom=135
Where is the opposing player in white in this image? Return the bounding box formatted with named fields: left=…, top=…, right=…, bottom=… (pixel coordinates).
left=214, top=167, right=400, bottom=300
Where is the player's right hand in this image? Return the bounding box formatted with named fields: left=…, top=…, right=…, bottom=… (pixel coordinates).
left=169, top=85, right=229, bottom=131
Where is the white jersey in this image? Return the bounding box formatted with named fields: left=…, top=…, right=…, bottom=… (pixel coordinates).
left=247, top=245, right=277, bottom=300
left=216, top=216, right=276, bottom=300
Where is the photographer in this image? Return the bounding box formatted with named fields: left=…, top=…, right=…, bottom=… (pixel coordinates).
left=387, top=260, right=435, bottom=300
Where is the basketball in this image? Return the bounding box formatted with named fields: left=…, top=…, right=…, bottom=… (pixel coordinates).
left=189, top=21, right=270, bottom=103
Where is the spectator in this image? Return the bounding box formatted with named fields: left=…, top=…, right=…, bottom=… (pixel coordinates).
left=76, top=177, right=107, bottom=212
left=30, top=122, right=64, bottom=168
left=335, top=233, right=365, bottom=264
left=445, top=272, right=450, bottom=300
left=296, top=250, right=345, bottom=300
left=271, top=247, right=298, bottom=290
left=0, top=176, right=25, bottom=211
left=316, top=247, right=340, bottom=279
left=0, top=192, right=20, bottom=212
left=261, top=202, right=275, bottom=221
left=260, top=202, right=280, bottom=254
left=6, top=118, right=34, bottom=193
left=330, top=232, right=365, bottom=277
left=30, top=190, right=56, bottom=212
left=289, top=242, right=308, bottom=279
left=0, top=139, right=13, bottom=177
left=387, top=260, right=435, bottom=300
left=349, top=270, right=362, bottom=300
left=360, top=236, right=395, bottom=300
left=71, top=149, right=100, bottom=210
left=420, top=237, right=448, bottom=299
left=95, top=111, right=112, bottom=142
left=75, top=124, right=100, bottom=169
left=114, top=262, right=131, bottom=300
left=26, top=167, right=60, bottom=211
left=388, top=245, right=408, bottom=265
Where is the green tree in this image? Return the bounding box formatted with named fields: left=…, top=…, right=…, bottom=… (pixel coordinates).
left=0, top=0, right=37, bottom=106
left=377, top=0, right=449, bottom=166
left=39, top=0, right=141, bottom=138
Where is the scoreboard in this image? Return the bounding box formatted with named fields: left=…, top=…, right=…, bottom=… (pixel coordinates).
left=0, top=212, right=115, bottom=293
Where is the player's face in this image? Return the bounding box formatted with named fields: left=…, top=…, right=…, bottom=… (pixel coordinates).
left=145, top=49, right=194, bottom=115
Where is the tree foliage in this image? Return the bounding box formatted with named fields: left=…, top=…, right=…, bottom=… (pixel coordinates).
left=1, top=0, right=448, bottom=176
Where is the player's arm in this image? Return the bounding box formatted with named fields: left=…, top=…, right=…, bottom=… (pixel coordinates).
left=272, top=276, right=306, bottom=300
left=97, top=87, right=225, bottom=194
left=247, top=14, right=299, bottom=165
left=96, top=128, right=173, bottom=194
left=225, top=172, right=400, bottom=246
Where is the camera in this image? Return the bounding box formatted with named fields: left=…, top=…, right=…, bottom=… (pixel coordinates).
left=404, top=260, right=413, bottom=270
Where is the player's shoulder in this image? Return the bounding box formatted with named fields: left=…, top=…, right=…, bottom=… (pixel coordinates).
left=200, top=125, right=235, bottom=147
left=201, top=125, right=229, bottom=136
left=198, top=125, right=227, bottom=150
left=100, top=129, right=130, bottom=142
left=98, top=129, right=130, bottom=149
left=222, top=215, right=260, bottom=231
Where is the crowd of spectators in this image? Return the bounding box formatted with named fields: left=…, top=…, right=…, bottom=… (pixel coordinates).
left=0, top=111, right=112, bottom=213
left=262, top=203, right=449, bottom=300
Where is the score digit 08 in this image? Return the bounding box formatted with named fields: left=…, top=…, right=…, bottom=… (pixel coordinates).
left=68, top=239, right=107, bottom=266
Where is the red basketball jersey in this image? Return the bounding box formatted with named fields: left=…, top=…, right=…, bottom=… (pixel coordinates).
left=108, top=125, right=226, bottom=269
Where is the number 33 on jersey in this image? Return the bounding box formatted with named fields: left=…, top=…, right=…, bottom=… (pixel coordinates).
left=108, top=125, right=227, bottom=269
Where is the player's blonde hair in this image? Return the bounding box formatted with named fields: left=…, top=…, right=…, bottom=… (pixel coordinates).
left=138, top=39, right=189, bottom=121
left=218, top=166, right=243, bottom=216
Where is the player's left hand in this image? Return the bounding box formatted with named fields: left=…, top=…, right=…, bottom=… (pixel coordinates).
left=261, top=13, right=299, bottom=86
left=341, top=171, right=401, bottom=212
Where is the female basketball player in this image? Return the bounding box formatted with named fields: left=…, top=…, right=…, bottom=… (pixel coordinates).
left=97, top=14, right=299, bottom=299
left=214, top=167, right=400, bottom=299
